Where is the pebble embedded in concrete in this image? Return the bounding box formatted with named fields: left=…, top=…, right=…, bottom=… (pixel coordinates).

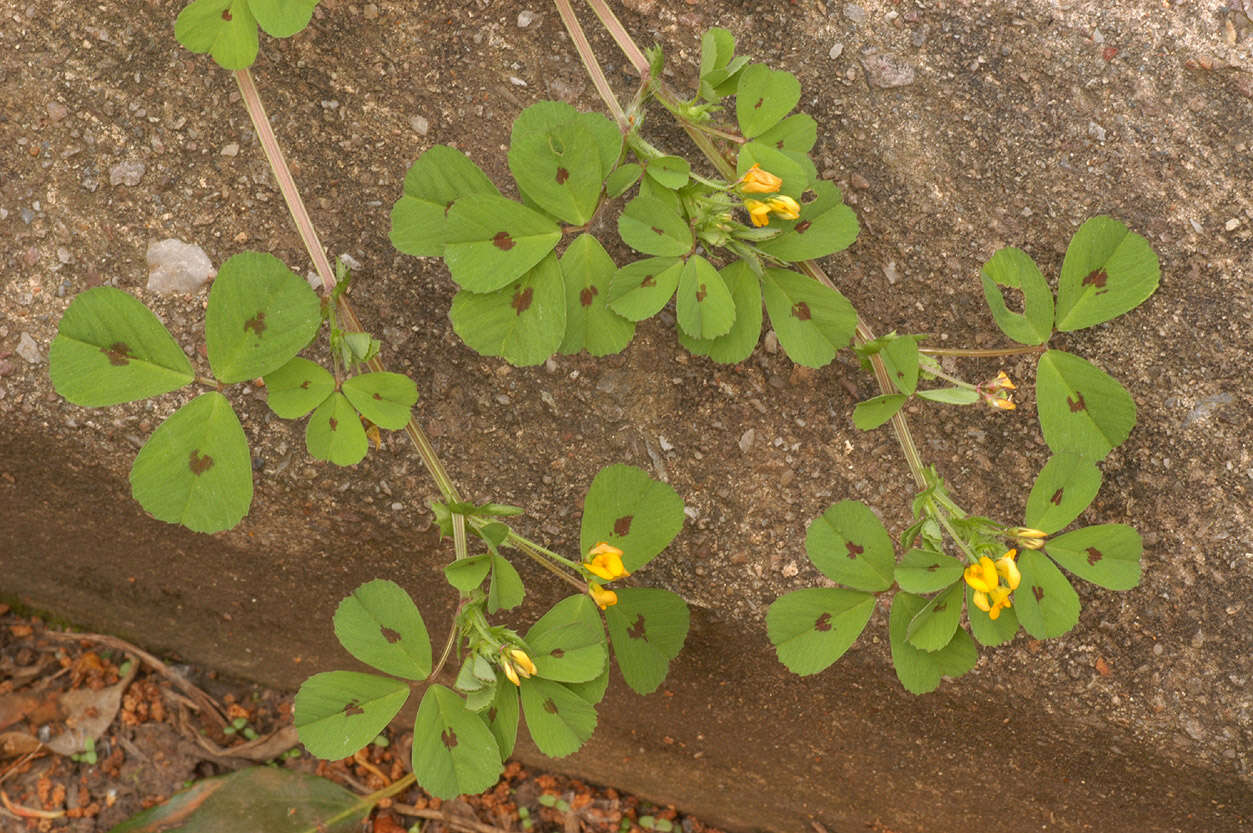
left=146, top=239, right=215, bottom=295
left=108, top=160, right=145, bottom=186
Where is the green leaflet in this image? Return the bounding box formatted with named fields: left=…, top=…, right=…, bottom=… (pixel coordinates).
left=443, top=195, right=561, bottom=293
left=1024, top=452, right=1102, bottom=534
left=766, top=587, right=874, bottom=676
left=606, top=257, right=683, bottom=322
left=1036, top=350, right=1136, bottom=460
left=605, top=588, right=690, bottom=694
left=205, top=251, right=321, bottom=384
left=50, top=287, right=194, bottom=407
left=1013, top=549, right=1080, bottom=639
left=889, top=593, right=977, bottom=694
left=391, top=146, right=500, bottom=258
left=675, top=254, right=736, bottom=340
left=761, top=267, right=857, bottom=368
left=980, top=246, right=1054, bottom=345
left=519, top=677, right=597, bottom=758
left=736, top=63, right=801, bottom=138
left=579, top=464, right=685, bottom=573
left=411, top=685, right=502, bottom=799
left=107, top=767, right=370, bottom=833
left=677, top=260, right=763, bottom=364
left=294, top=671, right=409, bottom=761
left=559, top=234, right=635, bottom=357
left=342, top=372, right=419, bottom=430
left=332, top=580, right=432, bottom=680
left=805, top=500, right=895, bottom=591
left=1044, top=524, right=1142, bottom=590
left=264, top=357, right=334, bottom=419
left=524, top=595, right=607, bottom=684
left=450, top=253, right=567, bottom=366
left=129, top=392, right=252, bottom=534
left=1056, top=216, right=1160, bottom=331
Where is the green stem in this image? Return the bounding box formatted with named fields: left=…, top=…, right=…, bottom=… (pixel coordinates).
left=233, top=67, right=462, bottom=504
left=917, top=355, right=974, bottom=389
left=359, top=773, right=416, bottom=806
left=933, top=503, right=977, bottom=565
left=501, top=529, right=587, bottom=591
left=920, top=344, right=1047, bottom=358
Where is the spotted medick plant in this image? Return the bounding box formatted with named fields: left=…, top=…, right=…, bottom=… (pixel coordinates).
left=53, top=0, right=1162, bottom=824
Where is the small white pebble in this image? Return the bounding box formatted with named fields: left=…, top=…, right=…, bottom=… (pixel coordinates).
left=1225, top=217, right=1241, bottom=231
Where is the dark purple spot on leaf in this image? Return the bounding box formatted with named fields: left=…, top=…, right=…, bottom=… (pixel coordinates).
left=373, top=392, right=382, bottom=400
left=651, top=226, right=665, bottom=236
left=795, top=220, right=812, bottom=234
left=695, top=284, right=707, bottom=302
left=775, top=140, right=785, bottom=149
left=188, top=450, right=214, bottom=475
left=101, top=341, right=132, bottom=366
left=845, top=541, right=864, bottom=559
left=543, top=698, right=559, bottom=714
left=492, top=231, right=515, bottom=251
left=753, top=97, right=764, bottom=110
left=487, top=706, right=498, bottom=723
left=1032, top=586, right=1045, bottom=602
left=511, top=287, right=534, bottom=315
left=580, top=286, right=597, bottom=307
left=344, top=699, right=364, bottom=717
left=614, top=515, right=633, bottom=536
left=628, top=614, right=646, bottom=640
left=934, top=602, right=947, bottom=613
left=221, top=8, right=232, bottom=20
left=444, top=201, right=454, bottom=216
left=1086, top=547, right=1103, bottom=566
left=1082, top=268, right=1109, bottom=295
left=641, top=274, right=656, bottom=287
left=791, top=301, right=812, bottom=321
left=243, top=312, right=266, bottom=336
left=556, top=167, right=570, bottom=184
left=441, top=728, right=457, bottom=748
left=814, top=612, right=832, bottom=632
left=925, top=564, right=939, bottom=572
left=550, top=648, right=565, bottom=659
left=1068, top=392, right=1087, bottom=413
left=1050, top=488, right=1064, bottom=506
left=299, top=380, right=311, bottom=390
left=329, top=417, right=338, bottom=430
left=380, top=626, right=401, bottom=644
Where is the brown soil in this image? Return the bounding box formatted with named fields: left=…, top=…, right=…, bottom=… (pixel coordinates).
left=1, top=1, right=1251, bottom=832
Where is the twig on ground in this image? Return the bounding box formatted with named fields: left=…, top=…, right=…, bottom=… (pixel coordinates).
left=43, top=630, right=229, bottom=726
left=391, top=803, right=513, bottom=833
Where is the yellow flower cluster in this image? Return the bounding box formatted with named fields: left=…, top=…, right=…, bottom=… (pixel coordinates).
left=584, top=542, right=628, bottom=610
left=499, top=647, right=537, bottom=686
left=738, top=164, right=801, bottom=227
left=980, top=371, right=1017, bottom=410
left=963, top=549, right=1022, bottom=621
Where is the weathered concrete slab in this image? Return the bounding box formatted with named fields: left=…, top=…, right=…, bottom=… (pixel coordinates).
left=2, top=0, right=1250, bottom=831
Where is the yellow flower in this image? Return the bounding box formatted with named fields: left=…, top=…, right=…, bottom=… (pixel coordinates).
left=991, top=371, right=1016, bottom=391
left=588, top=583, right=618, bottom=610
left=965, top=550, right=1020, bottom=620
left=766, top=195, right=801, bottom=220
left=996, top=549, right=1021, bottom=591
left=744, top=198, right=772, bottom=227
left=499, top=647, right=536, bottom=686
left=585, top=542, right=629, bottom=581
left=739, top=163, right=783, bottom=194
left=963, top=556, right=1000, bottom=594
left=1008, top=527, right=1047, bottom=549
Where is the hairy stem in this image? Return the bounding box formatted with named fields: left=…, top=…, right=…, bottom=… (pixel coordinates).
left=921, top=344, right=1047, bottom=358
left=234, top=67, right=462, bottom=503
left=553, top=0, right=628, bottom=129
